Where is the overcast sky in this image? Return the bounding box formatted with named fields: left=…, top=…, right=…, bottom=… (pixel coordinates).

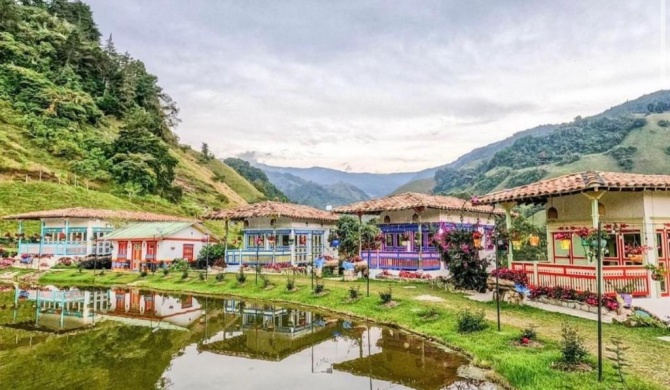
left=86, top=0, right=668, bottom=173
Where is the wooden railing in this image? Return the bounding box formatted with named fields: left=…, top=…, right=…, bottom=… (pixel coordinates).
left=226, top=250, right=293, bottom=265
left=511, top=261, right=650, bottom=297
left=366, top=251, right=442, bottom=271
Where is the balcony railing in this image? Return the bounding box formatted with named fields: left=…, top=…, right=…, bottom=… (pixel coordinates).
left=226, top=250, right=293, bottom=265
left=365, top=250, right=442, bottom=271
left=511, top=261, right=650, bottom=297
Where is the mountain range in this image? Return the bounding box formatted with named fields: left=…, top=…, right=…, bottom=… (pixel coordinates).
left=251, top=90, right=670, bottom=203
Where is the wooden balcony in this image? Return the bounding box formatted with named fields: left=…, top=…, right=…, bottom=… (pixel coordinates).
left=511, top=261, right=650, bottom=297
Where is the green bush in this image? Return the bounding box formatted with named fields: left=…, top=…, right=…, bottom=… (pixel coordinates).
left=379, top=287, right=392, bottom=304
left=261, top=275, right=272, bottom=288
left=140, top=270, right=148, bottom=278
left=162, top=268, right=169, bottom=277
left=285, top=276, right=295, bottom=291
left=198, top=272, right=205, bottom=281
left=181, top=270, right=188, bottom=280
left=348, top=286, right=360, bottom=300
left=559, top=323, right=588, bottom=367
left=215, top=273, right=225, bottom=282
left=456, top=309, right=488, bottom=333
left=314, top=282, right=325, bottom=294
left=236, top=268, right=247, bottom=284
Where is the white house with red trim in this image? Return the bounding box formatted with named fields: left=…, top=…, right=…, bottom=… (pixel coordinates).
left=105, top=221, right=214, bottom=271
left=107, top=288, right=202, bottom=329
left=475, top=171, right=670, bottom=299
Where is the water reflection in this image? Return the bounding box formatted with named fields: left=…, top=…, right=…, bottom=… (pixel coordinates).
left=0, top=286, right=494, bottom=390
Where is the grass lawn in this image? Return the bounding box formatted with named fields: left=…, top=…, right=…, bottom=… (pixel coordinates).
left=38, top=269, right=670, bottom=390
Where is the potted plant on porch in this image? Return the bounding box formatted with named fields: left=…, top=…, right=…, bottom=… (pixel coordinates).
left=555, top=232, right=572, bottom=250
left=613, top=283, right=636, bottom=309
left=624, top=244, right=651, bottom=263
left=644, top=263, right=668, bottom=282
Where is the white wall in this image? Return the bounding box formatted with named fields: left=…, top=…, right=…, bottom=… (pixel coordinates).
left=379, top=209, right=497, bottom=226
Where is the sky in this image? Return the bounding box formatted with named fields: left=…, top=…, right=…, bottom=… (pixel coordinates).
left=86, top=0, right=669, bottom=173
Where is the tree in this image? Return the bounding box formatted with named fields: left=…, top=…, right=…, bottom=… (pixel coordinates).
left=199, top=142, right=213, bottom=162
left=435, top=225, right=489, bottom=292
left=195, top=243, right=225, bottom=269
left=333, top=215, right=380, bottom=258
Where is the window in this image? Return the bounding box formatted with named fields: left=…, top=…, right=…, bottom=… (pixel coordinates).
left=118, top=241, right=128, bottom=256
left=383, top=215, right=391, bottom=224
left=412, top=214, right=419, bottom=222
left=657, top=233, right=664, bottom=259
left=427, top=233, right=435, bottom=247
left=547, top=207, right=558, bottom=220
left=183, top=244, right=194, bottom=261
left=281, top=234, right=290, bottom=246
left=384, top=233, right=394, bottom=247
left=622, top=232, right=642, bottom=258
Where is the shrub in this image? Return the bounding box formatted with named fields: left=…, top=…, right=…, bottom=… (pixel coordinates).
left=162, top=268, right=169, bottom=276
left=285, top=276, right=295, bottom=291
left=456, top=309, right=488, bottom=333
left=215, top=273, right=225, bottom=282
left=314, top=282, right=325, bottom=294
left=236, top=268, right=247, bottom=284
left=140, top=270, right=148, bottom=278
left=559, top=323, right=588, bottom=367
left=261, top=275, right=272, bottom=288
left=98, top=270, right=105, bottom=276
left=181, top=270, right=189, bottom=280
left=658, top=119, right=670, bottom=127
left=519, top=326, right=537, bottom=345
left=379, top=287, right=392, bottom=304
left=198, top=272, right=205, bottom=281
left=348, top=286, right=360, bottom=300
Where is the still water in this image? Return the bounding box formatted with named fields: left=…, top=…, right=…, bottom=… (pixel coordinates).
left=0, top=286, right=494, bottom=390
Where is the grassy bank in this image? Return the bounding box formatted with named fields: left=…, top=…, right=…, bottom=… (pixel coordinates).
left=39, top=269, right=669, bottom=390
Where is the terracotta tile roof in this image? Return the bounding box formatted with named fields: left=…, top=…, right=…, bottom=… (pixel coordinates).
left=474, top=171, right=670, bottom=205
left=207, top=201, right=338, bottom=222
left=1, top=208, right=192, bottom=222
left=332, top=192, right=505, bottom=215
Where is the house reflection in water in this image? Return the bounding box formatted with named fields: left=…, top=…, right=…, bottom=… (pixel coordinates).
left=199, top=301, right=342, bottom=361
left=107, top=289, right=202, bottom=330
left=11, top=287, right=202, bottom=332
left=333, top=328, right=469, bottom=390
left=11, top=287, right=109, bottom=333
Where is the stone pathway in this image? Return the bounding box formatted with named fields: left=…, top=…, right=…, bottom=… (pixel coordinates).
left=466, top=291, right=616, bottom=323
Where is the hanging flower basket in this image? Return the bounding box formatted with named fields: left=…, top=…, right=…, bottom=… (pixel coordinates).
left=559, top=239, right=571, bottom=250
left=528, top=234, right=540, bottom=247
left=472, top=231, right=483, bottom=249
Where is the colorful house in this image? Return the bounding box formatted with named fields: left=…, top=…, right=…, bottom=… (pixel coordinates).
left=2, top=208, right=190, bottom=263
left=105, top=221, right=212, bottom=271
left=475, top=171, right=670, bottom=299
left=333, top=192, right=504, bottom=271
left=207, top=201, right=338, bottom=266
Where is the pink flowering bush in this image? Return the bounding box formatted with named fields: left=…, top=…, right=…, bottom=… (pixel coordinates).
left=528, top=286, right=619, bottom=311
left=490, top=268, right=529, bottom=287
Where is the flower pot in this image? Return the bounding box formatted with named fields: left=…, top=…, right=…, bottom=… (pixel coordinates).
left=473, top=238, right=482, bottom=248
left=628, top=254, right=642, bottom=263
left=511, top=239, right=522, bottom=250
left=651, top=273, right=662, bottom=281
left=620, top=293, right=633, bottom=309
left=559, top=239, right=571, bottom=250
left=529, top=235, right=540, bottom=247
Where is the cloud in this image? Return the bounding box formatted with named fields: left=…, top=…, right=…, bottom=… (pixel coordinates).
left=86, top=0, right=667, bottom=172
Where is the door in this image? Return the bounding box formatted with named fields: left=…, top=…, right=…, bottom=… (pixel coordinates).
left=131, top=242, right=142, bottom=270
left=183, top=244, right=194, bottom=261
left=146, top=241, right=157, bottom=262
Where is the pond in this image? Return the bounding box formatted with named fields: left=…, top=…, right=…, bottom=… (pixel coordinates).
left=0, top=285, right=497, bottom=390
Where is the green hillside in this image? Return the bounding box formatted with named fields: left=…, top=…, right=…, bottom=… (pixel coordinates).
left=390, top=178, right=435, bottom=195
left=223, top=158, right=288, bottom=201
left=0, top=0, right=263, bottom=230
left=265, top=171, right=369, bottom=208
left=428, top=92, right=670, bottom=197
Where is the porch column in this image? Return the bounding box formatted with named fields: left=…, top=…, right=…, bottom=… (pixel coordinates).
left=643, top=194, right=660, bottom=298
left=501, top=202, right=515, bottom=266
left=290, top=228, right=296, bottom=266
left=584, top=191, right=606, bottom=294
left=357, top=213, right=363, bottom=259
left=64, top=219, right=69, bottom=256
left=38, top=220, right=44, bottom=258
left=86, top=222, right=94, bottom=256
left=272, top=222, right=277, bottom=265
left=306, top=231, right=312, bottom=265
left=223, top=218, right=229, bottom=264
left=417, top=215, right=423, bottom=272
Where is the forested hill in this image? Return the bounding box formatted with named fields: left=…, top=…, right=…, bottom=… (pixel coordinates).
left=0, top=0, right=264, bottom=223
left=223, top=158, right=288, bottom=202
left=431, top=91, right=670, bottom=196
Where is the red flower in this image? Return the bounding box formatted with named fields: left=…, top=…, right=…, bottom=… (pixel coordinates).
left=521, top=337, right=530, bottom=345
left=472, top=231, right=483, bottom=239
